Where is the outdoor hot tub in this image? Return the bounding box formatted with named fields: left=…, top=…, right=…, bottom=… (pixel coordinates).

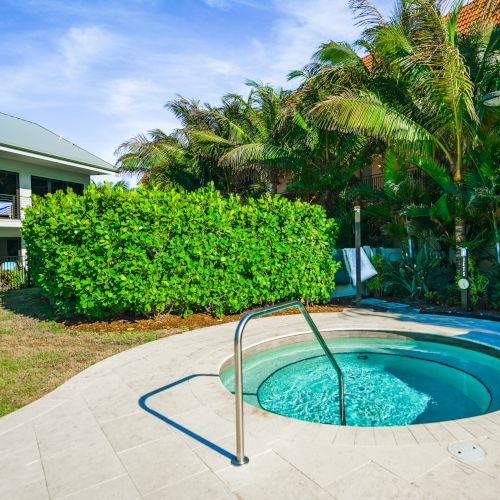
left=220, top=331, right=500, bottom=427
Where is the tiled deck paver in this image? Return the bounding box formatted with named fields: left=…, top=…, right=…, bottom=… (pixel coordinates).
left=144, top=471, right=233, bottom=500
left=413, top=458, right=500, bottom=500
left=326, top=461, right=423, bottom=500
left=0, top=309, right=499, bottom=499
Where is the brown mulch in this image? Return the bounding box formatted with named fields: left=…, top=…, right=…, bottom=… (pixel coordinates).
left=62, top=303, right=346, bottom=334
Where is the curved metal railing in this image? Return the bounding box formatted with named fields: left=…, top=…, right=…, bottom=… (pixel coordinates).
left=231, top=300, right=346, bottom=466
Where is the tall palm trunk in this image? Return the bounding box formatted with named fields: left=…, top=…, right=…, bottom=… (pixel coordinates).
left=454, top=178, right=465, bottom=261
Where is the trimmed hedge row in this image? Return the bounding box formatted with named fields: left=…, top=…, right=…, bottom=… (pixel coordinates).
left=22, top=184, right=339, bottom=318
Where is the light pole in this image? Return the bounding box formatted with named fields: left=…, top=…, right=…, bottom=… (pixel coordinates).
left=354, top=205, right=362, bottom=304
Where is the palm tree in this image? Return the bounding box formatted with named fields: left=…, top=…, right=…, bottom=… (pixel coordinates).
left=309, top=0, right=499, bottom=257
left=115, top=129, right=203, bottom=191
left=464, top=130, right=500, bottom=262
left=116, top=84, right=303, bottom=195
left=186, top=81, right=302, bottom=194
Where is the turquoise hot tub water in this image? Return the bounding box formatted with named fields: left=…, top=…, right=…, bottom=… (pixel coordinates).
left=220, top=335, right=500, bottom=426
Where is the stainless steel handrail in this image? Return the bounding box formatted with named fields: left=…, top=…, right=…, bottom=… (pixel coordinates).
left=231, top=300, right=346, bottom=466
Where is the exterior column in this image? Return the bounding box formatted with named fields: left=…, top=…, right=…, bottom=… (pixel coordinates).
left=18, top=170, right=32, bottom=220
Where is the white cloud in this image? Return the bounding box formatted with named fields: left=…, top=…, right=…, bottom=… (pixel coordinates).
left=202, top=0, right=271, bottom=9
left=204, top=58, right=237, bottom=75
left=0, top=0, right=393, bottom=188
left=58, top=26, right=120, bottom=77
left=102, top=79, right=164, bottom=115
left=254, top=0, right=363, bottom=84
left=202, top=0, right=230, bottom=8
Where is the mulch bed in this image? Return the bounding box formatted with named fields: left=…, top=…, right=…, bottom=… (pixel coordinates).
left=62, top=303, right=346, bottom=333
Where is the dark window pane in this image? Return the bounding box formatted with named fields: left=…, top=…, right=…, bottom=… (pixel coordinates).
left=31, top=176, right=49, bottom=196
left=67, top=182, right=84, bottom=195
left=51, top=180, right=66, bottom=193
left=32, top=176, right=85, bottom=197
left=0, top=170, right=18, bottom=195
left=6, top=238, right=20, bottom=257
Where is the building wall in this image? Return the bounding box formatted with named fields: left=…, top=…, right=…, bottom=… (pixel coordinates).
left=0, top=155, right=90, bottom=220
left=0, top=155, right=91, bottom=257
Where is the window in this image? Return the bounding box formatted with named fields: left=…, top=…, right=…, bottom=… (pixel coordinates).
left=67, top=182, right=84, bottom=195
left=51, top=179, right=66, bottom=193
left=31, top=176, right=49, bottom=196
left=0, top=170, right=18, bottom=196
left=6, top=238, right=20, bottom=257
left=31, top=176, right=84, bottom=196
left=0, top=237, right=20, bottom=257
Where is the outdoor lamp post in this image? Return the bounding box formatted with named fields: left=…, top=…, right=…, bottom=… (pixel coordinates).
left=354, top=205, right=362, bottom=304
left=458, top=247, right=470, bottom=311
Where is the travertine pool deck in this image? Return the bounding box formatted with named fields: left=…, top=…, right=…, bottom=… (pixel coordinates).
left=1, top=309, right=500, bottom=499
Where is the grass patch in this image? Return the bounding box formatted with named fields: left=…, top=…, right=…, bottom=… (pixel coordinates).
left=0, top=287, right=343, bottom=418
left=0, top=288, right=184, bottom=417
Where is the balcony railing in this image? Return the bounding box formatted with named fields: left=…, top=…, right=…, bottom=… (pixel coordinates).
left=359, top=168, right=431, bottom=191
left=0, top=194, right=19, bottom=219
left=0, top=255, right=30, bottom=291
left=360, top=172, right=385, bottom=190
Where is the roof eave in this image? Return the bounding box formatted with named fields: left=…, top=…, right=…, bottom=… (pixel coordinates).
left=0, top=144, right=116, bottom=175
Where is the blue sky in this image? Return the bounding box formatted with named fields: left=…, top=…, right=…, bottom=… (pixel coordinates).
left=0, top=0, right=391, bottom=183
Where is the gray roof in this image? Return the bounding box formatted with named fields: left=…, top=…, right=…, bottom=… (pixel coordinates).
left=0, top=112, right=115, bottom=172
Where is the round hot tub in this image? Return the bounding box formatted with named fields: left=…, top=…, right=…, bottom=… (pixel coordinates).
left=219, top=332, right=500, bottom=426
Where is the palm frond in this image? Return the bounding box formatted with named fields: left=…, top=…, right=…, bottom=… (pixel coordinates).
left=430, top=193, right=453, bottom=222
left=312, top=41, right=361, bottom=66
left=188, top=130, right=233, bottom=157
left=219, top=143, right=295, bottom=169
left=411, top=155, right=458, bottom=195
left=349, top=0, right=386, bottom=33
left=310, top=90, right=452, bottom=162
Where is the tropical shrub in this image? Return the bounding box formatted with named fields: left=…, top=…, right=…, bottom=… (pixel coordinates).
left=383, top=245, right=444, bottom=298
left=0, top=270, right=25, bottom=291
left=364, top=254, right=385, bottom=296
left=485, top=265, right=500, bottom=308
left=22, top=184, right=339, bottom=318
left=453, top=259, right=490, bottom=306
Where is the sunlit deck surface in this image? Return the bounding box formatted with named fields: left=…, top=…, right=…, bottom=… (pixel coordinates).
left=1, top=309, right=499, bottom=499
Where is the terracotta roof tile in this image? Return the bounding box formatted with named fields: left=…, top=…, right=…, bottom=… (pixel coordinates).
left=455, top=0, right=500, bottom=31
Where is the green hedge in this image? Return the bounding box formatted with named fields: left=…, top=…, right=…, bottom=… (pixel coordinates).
left=22, top=184, right=339, bottom=318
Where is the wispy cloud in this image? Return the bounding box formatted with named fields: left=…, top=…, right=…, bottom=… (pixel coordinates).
left=202, top=0, right=230, bottom=8
left=58, top=26, right=121, bottom=78
left=0, top=0, right=392, bottom=185
left=254, top=0, right=361, bottom=84
left=202, top=0, right=270, bottom=9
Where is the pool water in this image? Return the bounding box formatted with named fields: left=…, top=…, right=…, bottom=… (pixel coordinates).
left=220, top=336, right=500, bottom=426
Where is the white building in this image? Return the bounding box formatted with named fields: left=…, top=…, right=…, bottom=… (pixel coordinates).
left=0, top=112, right=116, bottom=259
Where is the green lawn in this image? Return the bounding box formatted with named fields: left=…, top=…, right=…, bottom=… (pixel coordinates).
left=0, top=288, right=176, bottom=417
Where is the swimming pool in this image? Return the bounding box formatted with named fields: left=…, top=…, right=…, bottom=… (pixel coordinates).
left=220, top=332, right=500, bottom=426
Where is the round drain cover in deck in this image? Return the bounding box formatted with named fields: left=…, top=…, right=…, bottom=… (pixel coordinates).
left=447, top=441, right=485, bottom=462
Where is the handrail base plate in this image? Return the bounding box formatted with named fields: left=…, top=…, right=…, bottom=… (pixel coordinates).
left=231, top=456, right=250, bottom=466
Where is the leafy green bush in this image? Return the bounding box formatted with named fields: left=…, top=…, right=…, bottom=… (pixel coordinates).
left=453, top=260, right=489, bottom=306
left=383, top=245, right=444, bottom=298
left=485, top=265, right=500, bottom=308
left=364, top=254, right=385, bottom=296
left=22, top=184, right=339, bottom=318
left=0, top=270, right=26, bottom=291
